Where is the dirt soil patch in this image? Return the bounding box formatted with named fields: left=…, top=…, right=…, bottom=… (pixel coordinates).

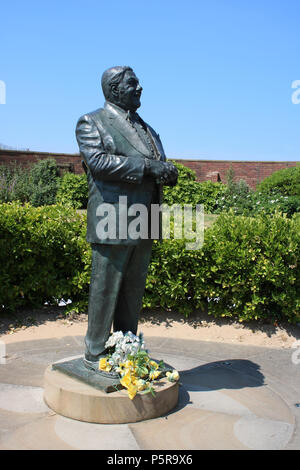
left=0, top=306, right=299, bottom=349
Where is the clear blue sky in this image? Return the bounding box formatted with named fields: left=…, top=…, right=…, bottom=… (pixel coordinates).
left=0, top=0, right=300, bottom=161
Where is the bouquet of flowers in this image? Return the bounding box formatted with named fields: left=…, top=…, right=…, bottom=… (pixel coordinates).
left=98, top=331, right=179, bottom=400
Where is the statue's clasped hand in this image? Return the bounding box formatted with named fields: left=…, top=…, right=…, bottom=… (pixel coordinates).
left=144, top=159, right=178, bottom=186
left=162, top=162, right=178, bottom=186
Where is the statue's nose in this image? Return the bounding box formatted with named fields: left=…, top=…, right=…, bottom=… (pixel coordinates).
left=137, top=83, right=142, bottom=92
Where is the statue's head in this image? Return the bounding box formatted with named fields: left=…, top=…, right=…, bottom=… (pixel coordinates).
left=101, top=66, right=142, bottom=112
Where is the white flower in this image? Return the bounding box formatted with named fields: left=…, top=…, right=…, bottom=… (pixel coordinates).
left=111, top=352, right=121, bottom=362
left=103, top=330, right=147, bottom=373
left=105, top=331, right=124, bottom=348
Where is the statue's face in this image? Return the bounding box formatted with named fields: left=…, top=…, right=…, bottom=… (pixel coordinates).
left=115, top=70, right=142, bottom=112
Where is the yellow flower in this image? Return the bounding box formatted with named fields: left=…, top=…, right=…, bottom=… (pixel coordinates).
left=136, top=379, right=147, bottom=391
left=166, top=370, right=179, bottom=382
left=99, top=358, right=107, bottom=370
left=149, top=369, right=161, bottom=381
left=123, top=366, right=137, bottom=380
left=119, top=370, right=140, bottom=399
left=127, top=383, right=138, bottom=400
left=149, top=360, right=159, bottom=369
left=120, top=372, right=132, bottom=389
left=125, top=360, right=134, bottom=369
left=98, top=358, right=112, bottom=372
left=131, top=375, right=138, bottom=385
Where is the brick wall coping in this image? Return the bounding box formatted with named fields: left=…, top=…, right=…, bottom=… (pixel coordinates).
left=0, top=149, right=298, bottom=164
left=173, top=158, right=299, bottom=164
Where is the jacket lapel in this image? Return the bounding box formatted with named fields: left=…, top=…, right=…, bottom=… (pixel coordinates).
left=102, top=102, right=151, bottom=157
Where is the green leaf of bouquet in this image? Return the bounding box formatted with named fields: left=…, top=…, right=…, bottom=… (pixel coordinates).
left=137, top=350, right=148, bottom=357
left=137, top=366, right=148, bottom=377
left=139, top=388, right=151, bottom=395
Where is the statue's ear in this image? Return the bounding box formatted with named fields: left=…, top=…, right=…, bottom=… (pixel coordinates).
left=110, top=84, right=118, bottom=98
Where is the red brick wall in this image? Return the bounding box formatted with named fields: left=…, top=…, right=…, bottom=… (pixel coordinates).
left=0, top=150, right=83, bottom=175
left=0, top=149, right=298, bottom=189
left=174, top=159, right=299, bottom=189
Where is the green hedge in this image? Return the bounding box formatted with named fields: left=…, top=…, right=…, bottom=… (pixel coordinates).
left=0, top=202, right=90, bottom=311
left=256, top=165, right=300, bottom=196
left=0, top=203, right=299, bottom=323
left=54, top=160, right=227, bottom=213
left=1, top=160, right=299, bottom=219
left=56, top=172, right=88, bottom=209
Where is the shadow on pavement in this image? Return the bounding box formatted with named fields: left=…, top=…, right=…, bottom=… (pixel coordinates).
left=173, top=359, right=265, bottom=412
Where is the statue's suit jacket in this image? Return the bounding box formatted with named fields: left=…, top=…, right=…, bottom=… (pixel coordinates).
left=76, top=101, right=166, bottom=245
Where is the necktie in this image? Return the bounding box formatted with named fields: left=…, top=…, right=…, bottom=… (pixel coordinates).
left=127, top=112, right=160, bottom=160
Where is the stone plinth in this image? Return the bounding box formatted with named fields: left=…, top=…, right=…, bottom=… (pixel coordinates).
left=43, top=361, right=179, bottom=424
left=51, top=357, right=122, bottom=393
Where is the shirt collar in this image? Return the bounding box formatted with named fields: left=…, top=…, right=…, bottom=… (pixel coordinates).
left=105, top=101, right=139, bottom=122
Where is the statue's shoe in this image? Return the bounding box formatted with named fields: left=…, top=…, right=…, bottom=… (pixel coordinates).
left=83, top=358, right=120, bottom=379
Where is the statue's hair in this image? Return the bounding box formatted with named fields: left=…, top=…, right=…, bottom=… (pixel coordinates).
left=101, top=66, right=133, bottom=100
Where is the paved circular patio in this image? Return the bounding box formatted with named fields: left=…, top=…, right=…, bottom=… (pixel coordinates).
left=0, top=335, right=299, bottom=450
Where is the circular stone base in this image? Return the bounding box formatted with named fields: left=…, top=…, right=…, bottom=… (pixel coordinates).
left=43, top=365, right=179, bottom=424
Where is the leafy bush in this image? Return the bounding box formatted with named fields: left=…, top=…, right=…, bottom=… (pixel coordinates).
left=164, top=161, right=227, bottom=212
left=0, top=158, right=226, bottom=213
left=256, top=165, right=300, bottom=196
left=214, top=168, right=300, bottom=217
left=56, top=172, right=88, bottom=209
left=1, top=205, right=299, bottom=323
left=0, top=162, right=32, bottom=203
left=54, top=160, right=227, bottom=213
left=0, top=202, right=90, bottom=311
left=169, top=161, right=196, bottom=182
left=226, top=167, right=251, bottom=197
left=215, top=189, right=300, bottom=217
left=197, top=211, right=300, bottom=322
left=29, top=158, right=59, bottom=206
left=145, top=211, right=300, bottom=322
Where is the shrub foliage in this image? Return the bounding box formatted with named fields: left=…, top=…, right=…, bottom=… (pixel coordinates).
left=1, top=203, right=299, bottom=323
left=256, top=165, right=300, bottom=197
left=29, top=158, right=59, bottom=206
left=0, top=158, right=59, bottom=206
left=0, top=162, right=32, bottom=203
left=56, top=172, right=88, bottom=209
left=163, top=161, right=227, bottom=212
left=0, top=203, right=90, bottom=311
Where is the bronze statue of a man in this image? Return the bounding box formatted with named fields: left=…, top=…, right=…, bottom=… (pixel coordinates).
left=76, top=66, right=177, bottom=371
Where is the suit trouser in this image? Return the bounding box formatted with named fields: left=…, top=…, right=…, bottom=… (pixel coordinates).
left=85, top=239, right=153, bottom=361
